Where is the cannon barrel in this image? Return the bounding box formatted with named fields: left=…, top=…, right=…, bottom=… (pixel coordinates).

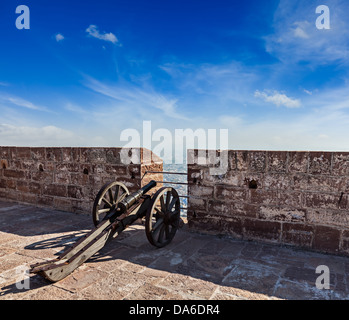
left=118, top=180, right=157, bottom=212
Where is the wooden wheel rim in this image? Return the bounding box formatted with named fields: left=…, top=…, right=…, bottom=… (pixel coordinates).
left=145, top=187, right=180, bottom=248
left=92, top=181, right=129, bottom=227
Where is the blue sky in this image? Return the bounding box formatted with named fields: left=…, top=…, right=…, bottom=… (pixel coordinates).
left=1, top=0, right=349, bottom=153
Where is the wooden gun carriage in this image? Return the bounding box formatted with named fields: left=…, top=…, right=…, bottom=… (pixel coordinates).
left=30, top=179, right=182, bottom=282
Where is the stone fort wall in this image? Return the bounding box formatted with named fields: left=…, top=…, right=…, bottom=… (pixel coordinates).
left=0, top=146, right=162, bottom=214
left=2, top=145, right=349, bottom=256
left=187, top=150, right=349, bottom=256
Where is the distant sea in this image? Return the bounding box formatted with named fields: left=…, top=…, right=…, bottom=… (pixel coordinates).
left=163, top=163, right=187, bottom=217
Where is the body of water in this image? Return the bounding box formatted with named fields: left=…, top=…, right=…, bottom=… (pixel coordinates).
left=163, top=163, right=188, bottom=217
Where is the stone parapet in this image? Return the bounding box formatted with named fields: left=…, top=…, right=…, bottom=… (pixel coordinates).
left=0, top=146, right=162, bottom=214
left=187, top=150, right=349, bottom=256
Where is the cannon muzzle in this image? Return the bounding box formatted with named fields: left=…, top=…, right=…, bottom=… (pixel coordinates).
left=118, top=180, right=157, bottom=212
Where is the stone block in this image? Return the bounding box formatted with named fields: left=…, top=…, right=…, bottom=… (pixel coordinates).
left=70, top=172, right=89, bottom=186
left=30, top=147, right=46, bottom=161
left=259, top=206, right=306, bottom=222
left=16, top=180, right=29, bottom=193
left=304, top=192, right=346, bottom=210
left=206, top=170, right=248, bottom=187
left=340, top=231, right=349, bottom=254
left=6, top=179, right=16, bottom=189
left=53, top=197, right=73, bottom=211
left=104, top=165, right=128, bottom=176
left=105, top=148, right=122, bottom=164
left=81, top=148, right=107, bottom=163
left=46, top=147, right=62, bottom=162
left=67, top=185, right=85, bottom=199
left=230, top=202, right=260, bottom=218
left=0, top=146, right=12, bottom=159
left=215, top=185, right=247, bottom=202
left=309, top=152, right=332, bottom=175
left=3, top=169, right=25, bottom=179
left=118, top=177, right=141, bottom=192
left=306, top=175, right=347, bottom=193
left=0, top=178, right=6, bottom=188
left=71, top=147, right=81, bottom=162
left=43, top=184, right=67, bottom=198
left=281, top=223, right=313, bottom=248
left=292, top=174, right=309, bottom=191
left=249, top=189, right=279, bottom=206
left=220, top=217, right=243, bottom=238
left=236, top=150, right=249, bottom=171
left=243, top=218, right=281, bottom=242
left=61, top=147, right=73, bottom=162
left=56, top=163, right=80, bottom=173
left=267, top=151, right=288, bottom=173
left=188, top=217, right=223, bottom=234
left=29, top=182, right=41, bottom=195
left=263, top=173, right=291, bottom=190
left=188, top=197, right=207, bottom=211
left=20, top=192, right=38, bottom=204
left=248, top=151, right=266, bottom=173
left=340, top=238, right=349, bottom=255
left=207, top=199, right=231, bottom=217
left=54, top=171, right=71, bottom=184
left=278, top=191, right=303, bottom=207
left=313, top=225, right=340, bottom=253
left=332, top=152, right=349, bottom=176
left=21, top=160, right=37, bottom=171
left=188, top=184, right=214, bottom=198
left=228, top=150, right=237, bottom=170
left=16, top=147, right=31, bottom=160
left=288, top=152, right=308, bottom=173
left=31, top=171, right=53, bottom=183
left=306, top=208, right=349, bottom=227
left=37, top=195, right=54, bottom=206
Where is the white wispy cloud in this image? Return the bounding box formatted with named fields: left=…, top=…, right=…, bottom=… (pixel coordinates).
left=83, top=76, right=188, bottom=120
left=0, top=124, right=76, bottom=146
left=265, top=0, right=349, bottom=65
left=0, top=94, right=48, bottom=112
left=55, top=33, right=64, bottom=42
left=254, top=90, right=301, bottom=108
left=159, top=61, right=260, bottom=110
left=86, top=25, right=118, bottom=44
left=64, top=102, right=87, bottom=114
left=216, top=84, right=349, bottom=151
left=293, top=23, right=309, bottom=39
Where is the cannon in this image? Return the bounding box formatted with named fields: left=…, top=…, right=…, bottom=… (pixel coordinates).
left=30, top=180, right=181, bottom=282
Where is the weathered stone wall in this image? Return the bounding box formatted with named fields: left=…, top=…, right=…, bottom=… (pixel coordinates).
left=187, top=150, right=349, bottom=256
left=0, top=146, right=162, bottom=214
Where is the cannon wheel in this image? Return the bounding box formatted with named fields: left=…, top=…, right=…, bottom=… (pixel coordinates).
left=145, top=187, right=181, bottom=248
left=92, top=181, right=129, bottom=227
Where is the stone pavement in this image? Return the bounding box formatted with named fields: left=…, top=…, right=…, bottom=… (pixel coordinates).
left=0, top=200, right=349, bottom=300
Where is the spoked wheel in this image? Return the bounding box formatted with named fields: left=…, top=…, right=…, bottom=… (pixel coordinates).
left=92, top=181, right=129, bottom=227
left=145, top=187, right=181, bottom=248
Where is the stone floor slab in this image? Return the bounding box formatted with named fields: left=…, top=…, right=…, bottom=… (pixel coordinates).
left=1, top=200, right=349, bottom=300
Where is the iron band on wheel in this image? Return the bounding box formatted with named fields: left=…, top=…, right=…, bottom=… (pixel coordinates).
left=92, top=181, right=129, bottom=227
